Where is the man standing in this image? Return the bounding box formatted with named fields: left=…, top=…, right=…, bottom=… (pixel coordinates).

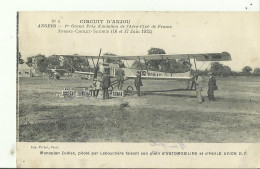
left=208, top=72, right=217, bottom=101
left=134, top=72, right=143, bottom=96
left=101, top=73, right=111, bottom=99
left=195, top=73, right=203, bottom=103
left=92, top=80, right=97, bottom=97
left=115, top=65, right=125, bottom=90
left=94, top=78, right=101, bottom=97
left=190, top=73, right=196, bottom=90
left=93, top=65, right=99, bottom=81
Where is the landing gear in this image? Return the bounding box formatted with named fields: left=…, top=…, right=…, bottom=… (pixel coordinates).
left=55, top=74, right=60, bottom=80
left=125, top=86, right=134, bottom=95
left=49, top=72, right=60, bottom=80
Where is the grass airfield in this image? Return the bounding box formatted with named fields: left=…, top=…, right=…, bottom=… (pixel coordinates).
left=18, top=76, right=260, bottom=142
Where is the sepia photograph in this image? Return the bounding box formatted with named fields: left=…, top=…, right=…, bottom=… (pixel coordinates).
left=1, top=1, right=260, bottom=167
left=17, top=12, right=260, bottom=144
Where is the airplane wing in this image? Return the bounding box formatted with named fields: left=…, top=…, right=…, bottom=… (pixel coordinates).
left=50, top=69, right=70, bottom=72
left=126, top=76, right=192, bottom=80
left=74, top=71, right=94, bottom=75
left=59, top=52, right=231, bottom=61
left=187, top=52, right=231, bottom=61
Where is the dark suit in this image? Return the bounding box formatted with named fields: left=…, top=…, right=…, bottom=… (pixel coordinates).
left=190, top=75, right=196, bottom=90
left=102, top=75, right=111, bottom=99
left=134, top=74, right=143, bottom=96
left=93, top=66, right=99, bottom=80
left=208, top=76, right=216, bottom=101
left=115, top=68, right=125, bottom=90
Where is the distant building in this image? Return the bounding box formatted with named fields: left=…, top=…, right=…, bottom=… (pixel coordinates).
left=18, top=64, right=35, bottom=77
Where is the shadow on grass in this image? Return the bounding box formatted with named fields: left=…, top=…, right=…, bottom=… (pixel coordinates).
left=143, top=89, right=197, bottom=98
left=145, top=88, right=193, bottom=92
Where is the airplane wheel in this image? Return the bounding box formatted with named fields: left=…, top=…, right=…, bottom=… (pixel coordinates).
left=50, top=75, right=55, bottom=79
left=125, top=86, right=134, bottom=95
left=56, top=74, right=60, bottom=80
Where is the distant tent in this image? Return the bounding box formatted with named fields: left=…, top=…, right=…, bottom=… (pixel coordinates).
left=18, top=64, right=35, bottom=77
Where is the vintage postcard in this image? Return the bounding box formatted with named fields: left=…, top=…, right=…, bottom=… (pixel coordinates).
left=16, top=12, right=260, bottom=168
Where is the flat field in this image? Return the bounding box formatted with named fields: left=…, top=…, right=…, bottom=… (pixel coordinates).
left=18, top=76, right=260, bottom=142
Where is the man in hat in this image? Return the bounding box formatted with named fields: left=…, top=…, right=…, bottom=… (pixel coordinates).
left=190, top=73, right=196, bottom=90
left=101, top=72, right=111, bottom=99
left=208, top=72, right=217, bottom=101
left=195, top=73, right=203, bottom=103
left=115, top=64, right=125, bottom=90
left=93, top=65, right=99, bottom=81
left=94, top=77, right=102, bottom=97
left=134, top=71, right=143, bottom=96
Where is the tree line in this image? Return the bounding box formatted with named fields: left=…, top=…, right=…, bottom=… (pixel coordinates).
left=19, top=53, right=91, bottom=73
left=206, top=62, right=260, bottom=77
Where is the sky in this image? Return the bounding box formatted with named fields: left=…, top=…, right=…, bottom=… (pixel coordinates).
left=19, top=12, right=260, bottom=71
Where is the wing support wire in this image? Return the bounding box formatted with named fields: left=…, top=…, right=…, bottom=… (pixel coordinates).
left=63, top=56, right=77, bottom=72
left=144, top=59, right=149, bottom=74
left=96, top=48, right=102, bottom=67
left=138, top=57, right=141, bottom=71
left=198, top=61, right=206, bottom=70
left=138, top=56, right=142, bottom=80
left=193, top=57, right=198, bottom=72
left=91, top=57, right=96, bottom=69
left=166, top=57, right=170, bottom=76
left=83, top=57, right=91, bottom=72
left=205, top=61, right=212, bottom=71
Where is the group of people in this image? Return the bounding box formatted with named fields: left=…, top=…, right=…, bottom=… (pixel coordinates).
left=92, top=64, right=143, bottom=99
left=93, top=65, right=216, bottom=102
left=115, top=66, right=143, bottom=96
left=191, top=72, right=217, bottom=103
left=92, top=72, right=110, bottom=99
left=112, top=65, right=143, bottom=97
left=91, top=63, right=111, bottom=99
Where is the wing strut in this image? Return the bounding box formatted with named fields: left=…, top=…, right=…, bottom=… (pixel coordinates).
left=138, top=57, right=141, bottom=71
left=84, top=57, right=91, bottom=72
left=193, top=58, right=198, bottom=72
left=166, top=58, right=170, bottom=76
left=138, top=57, right=142, bottom=79
left=91, top=57, right=96, bottom=69
left=63, top=56, right=77, bottom=72
left=198, top=61, right=205, bottom=70
left=144, top=59, right=149, bottom=74
left=96, top=48, right=102, bottom=67
left=205, top=61, right=212, bottom=71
